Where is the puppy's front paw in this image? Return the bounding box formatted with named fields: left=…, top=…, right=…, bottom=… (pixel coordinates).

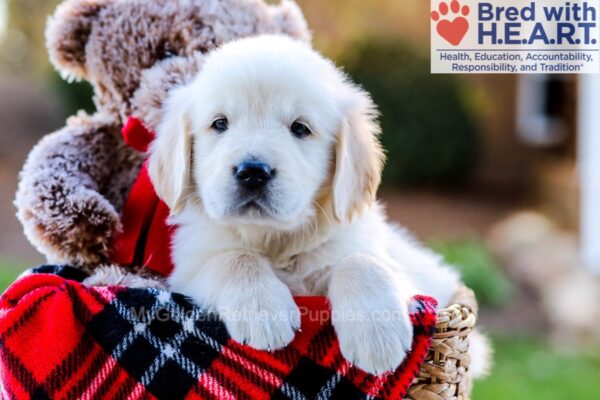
left=334, top=300, right=413, bottom=375
left=219, top=279, right=300, bottom=351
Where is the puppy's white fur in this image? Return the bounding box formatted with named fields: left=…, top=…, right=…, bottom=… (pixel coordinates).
left=149, top=35, right=484, bottom=375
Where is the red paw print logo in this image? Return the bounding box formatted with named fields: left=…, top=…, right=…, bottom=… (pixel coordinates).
left=431, top=0, right=470, bottom=46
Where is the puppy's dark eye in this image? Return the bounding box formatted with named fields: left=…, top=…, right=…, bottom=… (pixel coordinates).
left=211, top=118, right=229, bottom=133
left=291, top=121, right=312, bottom=138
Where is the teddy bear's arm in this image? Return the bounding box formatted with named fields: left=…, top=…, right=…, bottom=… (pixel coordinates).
left=15, top=112, right=142, bottom=268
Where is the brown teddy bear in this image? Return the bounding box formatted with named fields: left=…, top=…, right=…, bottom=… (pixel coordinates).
left=15, top=0, right=310, bottom=276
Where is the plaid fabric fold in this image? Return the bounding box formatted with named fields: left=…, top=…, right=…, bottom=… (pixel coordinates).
left=0, top=269, right=437, bottom=399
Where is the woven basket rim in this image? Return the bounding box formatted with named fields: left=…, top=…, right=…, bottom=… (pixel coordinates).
left=405, top=284, right=478, bottom=400
left=439, top=284, right=478, bottom=318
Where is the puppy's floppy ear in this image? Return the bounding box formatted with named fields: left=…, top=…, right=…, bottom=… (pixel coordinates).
left=332, top=87, right=385, bottom=223
left=46, top=0, right=111, bottom=81
left=148, top=85, right=195, bottom=215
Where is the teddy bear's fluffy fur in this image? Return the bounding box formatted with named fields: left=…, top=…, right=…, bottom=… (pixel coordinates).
left=15, top=0, right=310, bottom=272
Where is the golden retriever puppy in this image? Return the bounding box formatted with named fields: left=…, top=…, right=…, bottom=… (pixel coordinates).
left=148, top=35, right=468, bottom=375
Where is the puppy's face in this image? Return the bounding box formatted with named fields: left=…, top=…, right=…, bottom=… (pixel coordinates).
left=150, top=36, right=384, bottom=230
left=188, top=62, right=338, bottom=228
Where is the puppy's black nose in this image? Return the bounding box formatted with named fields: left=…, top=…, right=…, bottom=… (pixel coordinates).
left=235, top=162, right=274, bottom=190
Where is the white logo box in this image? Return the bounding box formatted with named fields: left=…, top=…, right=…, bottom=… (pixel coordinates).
left=431, top=0, right=600, bottom=74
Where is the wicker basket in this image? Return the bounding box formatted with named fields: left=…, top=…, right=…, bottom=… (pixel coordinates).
left=405, top=285, right=478, bottom=400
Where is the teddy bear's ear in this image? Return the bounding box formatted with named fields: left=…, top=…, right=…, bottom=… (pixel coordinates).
left=46, top=0, right=110, bottom=81
left=269, top=0, right=312, bottom=43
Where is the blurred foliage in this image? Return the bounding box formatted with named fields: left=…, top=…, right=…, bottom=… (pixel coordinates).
left=475, top=336, right=600, bottom=399
left=342, top=39, right=479, bottom=186
left=431, top=238, right=513, bottom=308
left=297, top=0, right=430, bottom=60
left=1, top=0, right=60, bottom=72
left=1, top=0, right=95, bottom=115
left=48, top=70, right=96, bottom=116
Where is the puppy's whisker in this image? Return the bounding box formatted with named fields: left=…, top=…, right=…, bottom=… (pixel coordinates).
left=313, top=201, right=332, bottom=229
left=310, top=214, right=319, bottom=243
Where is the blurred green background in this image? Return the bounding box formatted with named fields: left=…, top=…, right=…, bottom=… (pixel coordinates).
left=0, top=1, right=598, bottom=399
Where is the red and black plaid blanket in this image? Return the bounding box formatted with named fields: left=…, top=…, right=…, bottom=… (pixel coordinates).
left=0, top=266, right=437, bottom=399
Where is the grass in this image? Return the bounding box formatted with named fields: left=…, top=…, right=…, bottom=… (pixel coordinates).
left=431, top=241, right=600, bottom=398
left=474, top=336, right=600, bottom=399
left=0, top=257, right=27, bottom=292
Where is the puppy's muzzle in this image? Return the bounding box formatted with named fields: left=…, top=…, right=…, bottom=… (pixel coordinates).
left=234, top=161, right=275, bottom=191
